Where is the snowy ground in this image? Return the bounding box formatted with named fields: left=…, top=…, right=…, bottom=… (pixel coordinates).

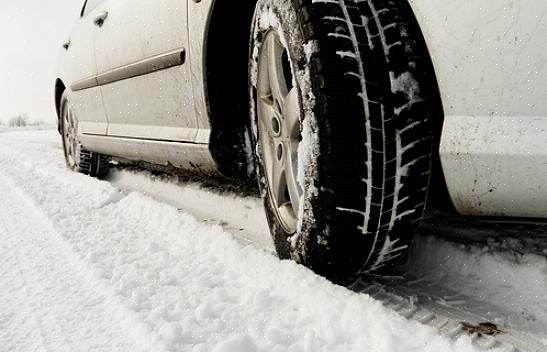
left=0, top=130, right=546, bottom=352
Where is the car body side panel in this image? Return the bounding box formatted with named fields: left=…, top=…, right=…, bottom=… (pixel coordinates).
left=79, top=134, right=217, bottom=173
left=440, top=115, right=547, bottom=217
left=64, top=7, right=108, bottom=135
left=408, top=0, right=547, bottom=217
left=188, top=0, right=215, bottom=144
left=409, top=0, right=547, bottom=119
left=64, top=0, right=547, bottom=218
left=94, top=0, right=198, bottom=142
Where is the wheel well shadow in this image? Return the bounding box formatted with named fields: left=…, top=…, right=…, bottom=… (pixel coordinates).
left=54, top=79, right=66, bottom=134
left=205, top=0, right=257, bottom=180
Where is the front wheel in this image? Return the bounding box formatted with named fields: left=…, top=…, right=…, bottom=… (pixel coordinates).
left=60, top=91, right=110, bottom=179
left=249, top=0, right=439, bottom=281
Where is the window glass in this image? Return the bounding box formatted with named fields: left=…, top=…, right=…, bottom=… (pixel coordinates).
left=81, top=0, right=105, bottom=17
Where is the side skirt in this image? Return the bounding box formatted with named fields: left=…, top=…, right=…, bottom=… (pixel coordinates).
left=79, top=134, right=218, bottom=174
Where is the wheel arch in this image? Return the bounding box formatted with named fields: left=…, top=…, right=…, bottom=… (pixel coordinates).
left=204, top=0, right=258, bottom=179
left=54, top=78, right=66, bottom=134
left=396, top=0, right=454, bottom=212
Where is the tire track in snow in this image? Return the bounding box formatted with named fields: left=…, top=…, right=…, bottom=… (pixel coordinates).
left=0, top=175, right=137, bottom=352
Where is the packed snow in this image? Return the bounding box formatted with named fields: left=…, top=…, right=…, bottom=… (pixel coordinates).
left=409, top=234, right=547, bottom=336
left=1, top=129, right=546, bottom=351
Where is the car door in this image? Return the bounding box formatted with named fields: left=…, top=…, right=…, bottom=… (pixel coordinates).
left=64, top=0, right=109, bottom=135
left=93, top=0, right=197, bottom=142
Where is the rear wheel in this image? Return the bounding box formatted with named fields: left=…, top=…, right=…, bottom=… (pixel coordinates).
left=60, top=92, right=110, bottom=179
left=249, top=0, right=438, bottom=281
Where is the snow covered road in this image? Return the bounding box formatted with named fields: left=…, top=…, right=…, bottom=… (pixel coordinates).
left=0, top=175, right=134, bottom=351
left=0, top=129, right=545, bottom=352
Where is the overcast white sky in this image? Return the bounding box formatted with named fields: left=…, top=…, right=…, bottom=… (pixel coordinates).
left=0, top=0, right=83, bottom=123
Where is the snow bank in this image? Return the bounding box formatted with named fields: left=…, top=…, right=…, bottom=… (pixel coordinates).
left=0, top=122, right=56, bottom=132
left=107, top=168, right=274, bottom=251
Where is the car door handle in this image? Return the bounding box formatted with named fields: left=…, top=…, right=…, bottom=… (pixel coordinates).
left=93, top=11, right=108, bottom=27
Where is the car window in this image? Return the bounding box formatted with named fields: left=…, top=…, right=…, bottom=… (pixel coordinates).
left=81, top=0, right=105, bottom=17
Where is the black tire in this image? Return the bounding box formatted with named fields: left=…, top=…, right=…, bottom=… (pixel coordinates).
left=60, top=92, right=110, bottom=179
left=250, top=0, right=439, bottom=281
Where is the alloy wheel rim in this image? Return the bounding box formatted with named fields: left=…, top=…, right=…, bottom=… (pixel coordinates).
left=257, top=30, right=303, bottom=234
left=62, top=103, right=78, bottom=168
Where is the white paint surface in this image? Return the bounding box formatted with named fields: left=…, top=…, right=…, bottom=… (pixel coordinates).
left=440, top=115, right=547, bottom=217
left=409, top=0, right=547, bottom=119
left=407, top=0, right=547, bottom=217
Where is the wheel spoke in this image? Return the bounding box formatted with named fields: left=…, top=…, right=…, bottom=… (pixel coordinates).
left=268, top=147, right=287, bottom=208
left=258, top=100, right=278, bottom=138
left=277, top=203, right=297, bottom=232
left=281, top=87, right=302, bottom=214
left=267, top=34, right=289, bottom=109
left=67, top=107, right=73, bottom=130
left=284, top=141, right=302, bottom=214
left=257, top=43, right=273, bottom=106
left=283, top=87, right=301, bottom=138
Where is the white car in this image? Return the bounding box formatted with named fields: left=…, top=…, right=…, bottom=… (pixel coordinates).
left=55, top=0, right=547, bottom=281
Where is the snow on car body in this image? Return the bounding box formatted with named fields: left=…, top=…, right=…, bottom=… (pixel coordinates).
left=54, top=0, right=547, bottom=280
